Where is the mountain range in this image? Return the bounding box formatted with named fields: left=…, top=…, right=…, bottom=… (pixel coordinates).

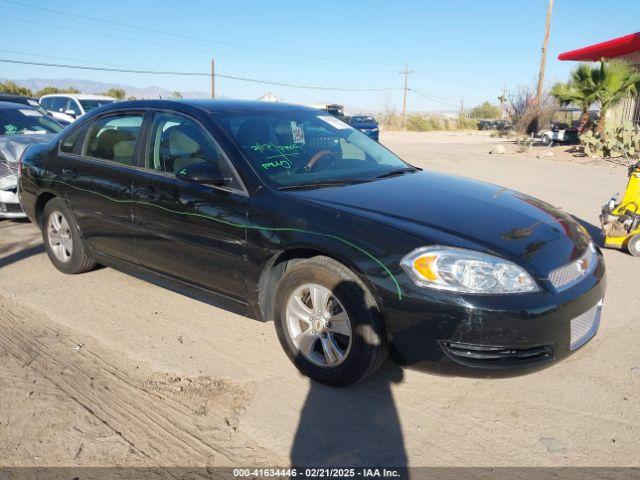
left=3, top=78, right=210, bottom=99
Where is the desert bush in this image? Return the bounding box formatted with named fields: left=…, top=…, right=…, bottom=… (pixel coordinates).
left=507, top=85, right=557, bottom=134
left=0, top=80, right=33, bottom=97
left=469, top=101, right=501, bottom=119
left=406, top=114, right=432, bottom=131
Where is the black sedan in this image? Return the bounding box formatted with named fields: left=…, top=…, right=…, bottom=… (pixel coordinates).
left=18, top=100, right=605, bottom=386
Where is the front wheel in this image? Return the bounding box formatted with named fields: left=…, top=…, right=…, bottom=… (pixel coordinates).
left=273, top=256, right=387, bottom=387
left=541, top=134, right=552, bottom=146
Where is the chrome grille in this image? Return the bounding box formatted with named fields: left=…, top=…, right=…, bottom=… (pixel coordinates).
left=549, top=243, right=596, bottom=291
left=570, top=300, right=602, bottom=351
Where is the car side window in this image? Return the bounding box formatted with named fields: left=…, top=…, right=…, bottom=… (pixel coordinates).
left=60, top=123, right=89, bottom=154
left=146, top=112, right=242, bottom=191
left=85, top=114, right=144, bottom=165
left=40, top=98, right=52, bottom=110
left=67, top=99, right=81, bottom=116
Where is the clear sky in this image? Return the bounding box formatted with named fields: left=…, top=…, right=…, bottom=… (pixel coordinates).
left=1, top=0, right=639, bottom=113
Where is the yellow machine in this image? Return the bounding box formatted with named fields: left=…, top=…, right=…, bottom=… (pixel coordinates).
left=601, top=159, right=640, bottom=256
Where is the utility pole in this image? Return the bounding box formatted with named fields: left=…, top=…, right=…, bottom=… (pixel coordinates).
left=210, top=58, right=215, bottom=99
left=459, top=98, right=464, bottom=121
left=536, top=0, right=554, bottom=108
left=399, top=63, right=413, bottom=128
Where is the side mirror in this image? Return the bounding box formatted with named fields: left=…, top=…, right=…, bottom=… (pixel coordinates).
left=64, top=109, right=77, bottom=118
left=175, top=162, right=231, bottom=186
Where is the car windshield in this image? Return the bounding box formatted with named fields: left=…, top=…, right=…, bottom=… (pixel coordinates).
left=0, top=107, right=63, bottom=136
left=213, top=109, right=412, bottom=188
left=79, top=99, right=116, bottom=111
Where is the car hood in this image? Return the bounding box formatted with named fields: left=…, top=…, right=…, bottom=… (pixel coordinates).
left=0, top=134, right=55, bottom=189
left=288, top=171, right=590, bottom=277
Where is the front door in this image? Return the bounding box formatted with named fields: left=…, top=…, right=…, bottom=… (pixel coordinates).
left=132, top=111, right=248, bottom=300
left=60, top=111, right=145, bottom=263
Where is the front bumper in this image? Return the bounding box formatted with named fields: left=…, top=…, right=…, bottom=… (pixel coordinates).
left=384, top=254, right=606, bottom=376
left=0, top=188, right=25, bottom=218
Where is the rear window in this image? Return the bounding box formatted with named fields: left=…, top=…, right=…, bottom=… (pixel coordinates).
left=350, top=116, right=376, bottom=125
left=80, top=99, right=116, bottom=112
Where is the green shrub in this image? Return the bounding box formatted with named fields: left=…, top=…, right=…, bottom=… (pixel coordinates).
left=406, top=115, right=432, bottom=131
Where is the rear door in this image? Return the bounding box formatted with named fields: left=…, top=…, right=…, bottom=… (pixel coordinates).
left=131, top=110, right=248, bottom=300
left=59, top=111, right=146, bottom=263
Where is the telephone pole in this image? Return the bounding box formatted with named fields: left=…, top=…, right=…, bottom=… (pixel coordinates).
left=536, top=0, right=554, bottom=108
left=210, top=58, right=215, bottom=99
left=459, top=98, right=464, bottom=120
left=400, top=63, right=413, bottom=128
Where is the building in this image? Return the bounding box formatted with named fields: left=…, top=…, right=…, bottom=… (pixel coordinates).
left=558, top=32, right=640, bottom=126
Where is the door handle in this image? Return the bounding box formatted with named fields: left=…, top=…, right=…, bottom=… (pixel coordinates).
left=61, top=167, right=77, bottom=176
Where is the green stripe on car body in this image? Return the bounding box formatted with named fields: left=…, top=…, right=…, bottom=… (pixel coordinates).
left=49, top=179, right=403, bottom=299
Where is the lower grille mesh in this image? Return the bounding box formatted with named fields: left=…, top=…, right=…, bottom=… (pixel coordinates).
left=570, top=301, right=602, bottom=351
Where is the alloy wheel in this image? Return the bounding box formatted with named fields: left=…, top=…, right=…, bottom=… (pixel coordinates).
left=285, top=283, right=352, bottom=368
left=47, top=210, right=73, bottom=262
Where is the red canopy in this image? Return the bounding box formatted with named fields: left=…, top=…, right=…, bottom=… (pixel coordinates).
left=558, top=32, right=640, bottom=61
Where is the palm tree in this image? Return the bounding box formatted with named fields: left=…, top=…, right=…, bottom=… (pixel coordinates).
left=551, top=64, right=596, bottom=133
left=551, top=60, right=640, bottom=136
left=592, top=60, right=640, bottom=134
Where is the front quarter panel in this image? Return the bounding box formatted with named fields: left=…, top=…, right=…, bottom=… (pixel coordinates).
left=246, top=188, right=424, bottom=317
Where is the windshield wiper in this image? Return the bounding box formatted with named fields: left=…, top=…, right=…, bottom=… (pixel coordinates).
left=375, top=167, right=421, bottom=179
left=278, top=178, right=371, bottom=190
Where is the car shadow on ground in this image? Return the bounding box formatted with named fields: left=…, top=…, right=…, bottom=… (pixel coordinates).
left=290, top=360, right=408, bottom=469
left=0, top=244, right=45, bottom=269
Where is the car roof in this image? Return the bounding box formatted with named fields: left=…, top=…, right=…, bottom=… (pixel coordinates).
left=40, top=94, right=116, bottom=100
left=90, top=98, right=320, bottom=114
left=0, top=100, right=34, bottom=110
left=0, top=94, right=39, bottom=104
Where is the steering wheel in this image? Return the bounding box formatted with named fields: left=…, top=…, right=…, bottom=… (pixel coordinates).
left=304, top=150, right=338, bottom=172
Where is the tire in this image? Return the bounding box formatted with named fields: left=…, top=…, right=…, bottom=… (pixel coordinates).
left=541, top=134, right=552, bottom=146
left=42, top=197, right=96, bottom=274
left=273, top=256, right=387, bottom=387
left=627, top=234, right=640, bottom=257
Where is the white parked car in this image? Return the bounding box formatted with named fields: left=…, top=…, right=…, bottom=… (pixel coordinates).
left=40, top=94, right=117, bottom=124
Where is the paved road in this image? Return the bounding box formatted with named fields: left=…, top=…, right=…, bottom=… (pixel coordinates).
left=1, top=132, right=638, bottom=467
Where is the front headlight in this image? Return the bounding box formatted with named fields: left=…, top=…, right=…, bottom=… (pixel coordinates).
left=400, top=246, right=539, bottom=294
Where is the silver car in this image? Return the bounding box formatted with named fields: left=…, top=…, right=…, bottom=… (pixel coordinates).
left=0, top=101, right=63, bottom=218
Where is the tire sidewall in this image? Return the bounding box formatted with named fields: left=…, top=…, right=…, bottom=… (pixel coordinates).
left=628, top=235, right=640, bottom=257
left=273, top=258, right=385, bottom=387
left=42, top=198, right=89, bottom=274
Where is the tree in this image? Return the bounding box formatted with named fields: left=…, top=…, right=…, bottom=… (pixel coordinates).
left=34, top=86, right=80, bottom=98
left=170, top=91, right=183, bottom=99
left=551, top=60, right=640, bottom=136
left=0, top=80, right=33, bottom=97
left=469, top=101, right=501, bottom=119
left=101, top=88, right=126, bottom=100
left=551, top=64, right=598, bottom=133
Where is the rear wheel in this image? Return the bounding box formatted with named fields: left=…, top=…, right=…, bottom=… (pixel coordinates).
left=273, top=256, right=387, bottom=387
left=541, top=134, right=552, bottom=146
left=627, top=234, right=640, bottom=257
left=42, top=198, right=96, bottom=274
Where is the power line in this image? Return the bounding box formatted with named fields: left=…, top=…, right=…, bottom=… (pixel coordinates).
left=1, top=0, right=396, bottom=68
left=0, top=57, right=403, bottom=92
left=408, top=89, right=459, bottom=108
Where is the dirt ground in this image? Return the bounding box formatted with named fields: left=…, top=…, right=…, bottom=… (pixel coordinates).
left=1, top=131, right=639, bottom=468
